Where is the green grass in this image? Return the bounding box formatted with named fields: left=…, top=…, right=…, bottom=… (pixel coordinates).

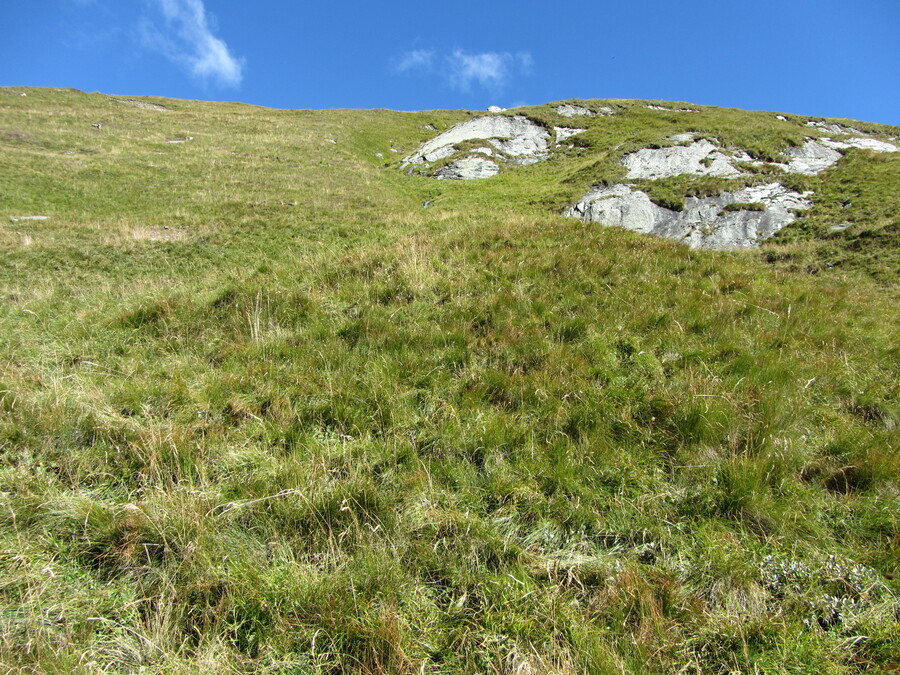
left=0, top=87, right=898, bottom=673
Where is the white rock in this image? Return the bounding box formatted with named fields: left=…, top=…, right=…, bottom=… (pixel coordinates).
left=622, top=140, right=747, bottom=180
left=819, top=136, right=898, bottom=153
left=566, top=183, right=812, bottom=249
left=554, top=127, right=587, bottom=144
left=9, top=215, right=49, bottom=222
left=806, top=120, right=867, bottom=136
left=423, top=145, right=456, bottom=163
left=488, top=135, right=549, bottom=159
left=487, top=105, right=507, bottom=113
left=403, top=115, right=549, bottom=167
left=433, top=156, right=500, bottom=180
left=779, top=139, right=843, bottom=175
left=555, top=104, right=596, bottom=117
left=776, top=115, right=788, bottom=121
left=646, top=105, right=697, bottom=113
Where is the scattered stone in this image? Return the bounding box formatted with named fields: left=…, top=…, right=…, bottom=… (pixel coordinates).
left=554, top=127, right=586, bottom=144
left=433, top=156, right=500, bottom=180
left=487, top=105, right=507, bottom=113
left=775, top=115, right=788, bottom=121
left=9, top=215, right=48, bottom=222
left=566, top=182, right=812, bottom=249
left=830, top=222, right=852, bottom=232
left=471, top=147, right=494, bottom=156
left=166, top=136, right=194, bottom=143
left=91, top=123, right=102, bottom=129
left=555, top=104, right=596, bottom=117
left=622, top=139, right=750, bottom=180
left=19, top=93, right=26, bottom=97
left=424, top=124, right=436, bottom=131
left=375, top=152, right=383, bottom=159
left=324, top=138, right=337, bottom=144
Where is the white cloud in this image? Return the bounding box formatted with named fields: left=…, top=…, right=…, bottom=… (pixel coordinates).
left=394, top=49, right=435, bottom=74
left=393, top=48, right=533, bottom=93
left=141, top=0, right=244, bottom=87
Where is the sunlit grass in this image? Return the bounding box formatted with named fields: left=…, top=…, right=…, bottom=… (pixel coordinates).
left=0, top=87, right=897, bottom=673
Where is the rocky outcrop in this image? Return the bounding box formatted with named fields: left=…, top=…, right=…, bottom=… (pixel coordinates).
left=555, top=104, right=596, bottom=117
left=433, top=157, right=499, bottom=180
left=806, top=121, right=867, bottom=136
left=646, top=105, right=697, bottom=113
left=566, top=183, right=812, bottom=250
left=402, top=115, right=551, bottom=180
left=779, top=140, right=844, bottom=175
left=621, top=139, right=752, bottom=180
left=778, top=137, right=898, bottom=175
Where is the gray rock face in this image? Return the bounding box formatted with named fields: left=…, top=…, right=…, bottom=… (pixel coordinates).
left=777, top=136, right=897, bottom=175
left=555, top=104, right=596, bottom=117
left=820, top=136, right=898, bottom=153
left=402, top=115, right=551, bottom=179
left=780, top=139, right=843, bottom=175
left=806, top=120, right=867, bottom=136
left=403, top=115, right=549, bottom=167
left=566, top=183, right=812, bottom=249
left=433, top=157, right=500, bottom=180
left=622, top=140, right=750, bottom=180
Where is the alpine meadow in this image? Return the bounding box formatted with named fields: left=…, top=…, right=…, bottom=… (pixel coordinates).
left=0, top=87, right=898, bottom=673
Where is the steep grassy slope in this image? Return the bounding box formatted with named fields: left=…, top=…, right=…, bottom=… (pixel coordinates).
left=0, top=88, right=897, bottom=673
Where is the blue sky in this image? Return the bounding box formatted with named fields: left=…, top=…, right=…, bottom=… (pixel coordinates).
left=2, top=0, right=898, bottom=124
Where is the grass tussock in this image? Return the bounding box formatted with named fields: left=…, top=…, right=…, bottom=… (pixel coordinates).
left=0, top=87, right=898, bottom=673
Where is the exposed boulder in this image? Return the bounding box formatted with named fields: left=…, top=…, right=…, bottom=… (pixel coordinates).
left=402, top=115, right=550, bottom=179
left=566, top=183, right=812, bottom=249
left=621, top=139, right=751, bottom=180
left=433, top=156, right=500, bottom=180
left=403, top=116, right=549, bottom=167
left=555, top=104, right=596, bottom=117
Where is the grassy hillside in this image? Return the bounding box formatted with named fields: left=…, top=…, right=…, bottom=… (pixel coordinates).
left=0, top=88, right=897, bottom=673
